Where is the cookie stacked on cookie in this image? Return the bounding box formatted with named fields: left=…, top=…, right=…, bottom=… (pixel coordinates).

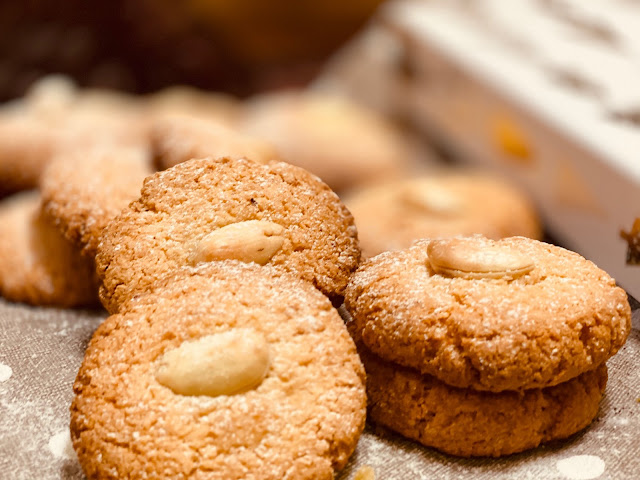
left=70, top=154, right=367, bottom=478
left=1, top=75, right=632, bottom=473
left=345, top=235, right=631, bottom=457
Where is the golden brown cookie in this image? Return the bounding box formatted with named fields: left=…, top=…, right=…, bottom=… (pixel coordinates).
left=361, top=344, right=607, bottom=457
left=241, top=91, right=410, bottom=192
left=60, top=87, right=150, bottom=152
left=0, top=79, right=148, bottom=197
left=71, top=262, right=367, bottom=479
left=0, top=192, right=99, bottom=307
left=40, top=146, right=154, bottom=258
left=343, top=173, right=542, bottom=258
left=345, top=235, right=631, bottom=392
left=145, top=85, right=241, bottom=127
left=96, top=156, right=360, bottom=313
left=151, top=114, right=278, bottom=171
left=0, top=115, right=60, bottom=196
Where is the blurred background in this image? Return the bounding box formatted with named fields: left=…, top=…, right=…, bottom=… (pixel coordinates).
left=0, top=0, right=638, bottom=296
left=0, top=0, right=386, bottom=101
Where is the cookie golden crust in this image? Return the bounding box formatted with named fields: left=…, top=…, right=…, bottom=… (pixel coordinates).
left=345, top=236, right=631, bottom=392
left=344, top=174, right=542, bottom=258
left=0, top=192, right=99, bottom=307
left=71, top=262, right=367, bottom=480
left=40, top=146, right=153, bottom=258
left=360, top=345, right=607, bottom=457
left=151, top=114, right=278, bottom=171
left=96, top=156, right=360, bottom=313
left=241, top=91, right=409, bottom=192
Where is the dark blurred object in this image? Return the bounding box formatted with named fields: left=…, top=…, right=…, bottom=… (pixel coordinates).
left=0, top=0, right=385, bottom=102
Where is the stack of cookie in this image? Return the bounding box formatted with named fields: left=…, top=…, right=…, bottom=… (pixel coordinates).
left=345, top=235, right=631, bottom=457
left=1, top=74, right=631, bottom=476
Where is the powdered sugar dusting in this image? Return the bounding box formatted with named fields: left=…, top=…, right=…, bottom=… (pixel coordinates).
left=0, top=363, right=12, bottom=382
left=556, top=455, right=606, bottom=480
left=47, top=430, right=76, bottom=460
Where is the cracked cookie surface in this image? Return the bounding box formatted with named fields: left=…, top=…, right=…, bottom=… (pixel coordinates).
left=345, top=236, right=630, bottom=392
left=96, top=156, right=360, bottom=312
left=71, top=262, right=366, bottom=480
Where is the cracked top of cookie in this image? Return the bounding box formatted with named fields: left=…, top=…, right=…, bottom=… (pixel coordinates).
left=96, top=156, right=360, bottom=313
left=345, top=235, right=631, bottom=392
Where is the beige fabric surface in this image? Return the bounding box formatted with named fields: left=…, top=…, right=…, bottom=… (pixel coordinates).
left=0, top=297, right=638, bottom=480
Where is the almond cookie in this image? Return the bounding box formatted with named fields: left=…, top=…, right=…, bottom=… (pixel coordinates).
left=41, top=146, right=154, bottom=258
left=241, top=91, right=410, bottom=192
left=151, top=114, right=278, bottom=171
left=96, top=156, right=360, bottom=313
left=0, top=192, right=99, bottom=307
left=360, top=344, right=607, bottom=457
left=344, top=173, right=542, bottom=258
left=345, top=235, right=631, bottom=392
left=71, top=262, right=367, bottom=479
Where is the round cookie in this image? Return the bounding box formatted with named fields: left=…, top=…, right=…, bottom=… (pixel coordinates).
left=0, top=191, right=99, bottom=307
left=151, top=114, right=278, bottom=171
left=96, top=156, right=360, bottom=313
left=241, top=90, right=410, bottom=192
left=360, top=344, right=607, bottom=457
left=71, top=262, right=367, bottom=479
left=344, top=173, right=542, bottom=258
left=41, top=145, right=154, bottom=258
left=345, top=235, right=631, bottom=392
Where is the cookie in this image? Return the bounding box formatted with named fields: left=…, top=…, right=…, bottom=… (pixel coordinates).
left=71, top=262, right=367, bottom=479
left=96, top=156, right=360, bottom=313
left=151, top=114, right=278, bottom=171
left=146, top=85, right=241, bottom=127
left=241, top=90, right=410, bottom=192
left=0, top=115, right=60, bottom=196
left=59, top=87, right=150, bottom=153
left=0, top=80, right=147, bottom=197
left=0, top=191, right=99, bottom=307
left=360, top=344, right=607, bottom=457
left=40, top=145, right=154, bottom=258
left=344, top=173, right=542, bottom=258
left=345, top=235, right=631, bottom=392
